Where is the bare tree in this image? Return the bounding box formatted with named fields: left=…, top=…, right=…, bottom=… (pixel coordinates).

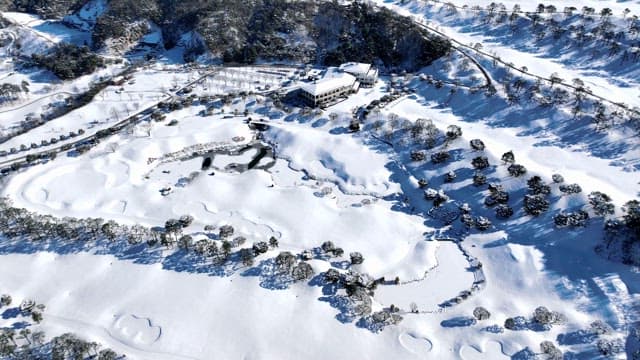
left=109, top=107, right=119, bottom=121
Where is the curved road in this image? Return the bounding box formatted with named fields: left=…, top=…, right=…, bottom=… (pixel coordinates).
left=0, top=68, right=219, bottom=169
left=402, top=6, right=640, bottom=115
left=0, top=91, right=76, bottom=114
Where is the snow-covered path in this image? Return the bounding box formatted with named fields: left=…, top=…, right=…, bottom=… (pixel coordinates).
left=373, top=0, right=640, bottom=110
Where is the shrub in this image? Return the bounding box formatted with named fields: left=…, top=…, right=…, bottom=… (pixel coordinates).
left=485, top=186, right=509, bottom=207
left=444, top=171, right=456, bottom=183
left=410, top=150, right=425, bottom=161
left=590, top=320, right=613, bottom=335
left=445, top=125, right=462, bottom=140
left=540, top=341, right=563, bottom=360
left=459, top=203, right=471, bottom=214
left=324, top=268, right=341, bottom=283
left=98, top=349, right=119, bottom=360
left=269, top=236, right=279, bottom=248
left=533, top=306, right=554, bottom=324
left=596, top=338, right=625, bottom=356
left=622, top=200, right=640, bottom=236
left=275, top=251, right=296, bottom=274
left=473, top=306, right=491, bottom=320
left=292, top=261, right=314, bottom=281
left=554, top=210, right=589, bottom=227
left=178, top=235, right=193, bottom=250
left=232, top=236, right=246, bottom=247
left=507, top=164, right=527, bottom=177
left=417, top=179, right=429, bottom=188
left=350, top=252, right=364, bottom=265
left=495, top=204, right=514, bottom=219
left=321, top=241, right=336, bottom=253
left=300, top=249, right=313, bottom=260
left=504, top=316, right=527, bottom=330
left=551, top=174, right=564, bottom=183
left=588, top=191, right=615, bottom=216
left=524, top=195, right=550, bottom=216
left=475, top=216, right=492, bottom=230
left=431, top=151, right=450, bottom=164
left=470, top=139, right=485, bottom=151
left=460, top=213, right=474, bottom=227
left=473, top=172, right=487, bottom=186
left=527, top=176, right=550, bottom=195
left=501, top=150, right=515, bottom=163
left=179, top=214, right=194, bottom=228
left=471, top=156, right=490, bottom=170
left=424, top=188, right=438, bottom=200
left=0, top=294, right=11, bottom=307
left=433, top=191, right=449, bottom=207
left=533, top=306, right=565, bottom=325
left=559, top=183, right=582, bottom=194
left=219, top=225, right=234, bottom=238
left=240, top=248, right=255, bottom=266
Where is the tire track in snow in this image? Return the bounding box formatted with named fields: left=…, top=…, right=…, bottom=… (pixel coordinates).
left=45, top=313, right=201, bottom=360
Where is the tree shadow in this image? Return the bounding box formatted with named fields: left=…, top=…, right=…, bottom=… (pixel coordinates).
left=440, top=316, right=477, bottom=328
left=2, top=307, right=21, bottom=319
left=318, top=295, right=358, bottom=324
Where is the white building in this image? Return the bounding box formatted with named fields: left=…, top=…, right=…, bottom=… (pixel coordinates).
left=339, top=62, right=379, bottom=87
left=299, top=69, right=358, bottom=108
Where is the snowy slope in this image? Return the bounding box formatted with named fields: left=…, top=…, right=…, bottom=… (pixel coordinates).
left=0, top=1, right=640, bottom=359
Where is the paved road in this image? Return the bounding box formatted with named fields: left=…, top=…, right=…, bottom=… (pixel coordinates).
left=0, top=91, right=76, bottom=114
left=0, top=67, right=220, bottom=169
left=403, top=8, right=638, bottom=115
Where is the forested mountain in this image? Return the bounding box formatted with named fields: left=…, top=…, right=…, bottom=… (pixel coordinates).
left=5, top=0, right=84, bottom=18
left=0, top=0, right=450, bottom=69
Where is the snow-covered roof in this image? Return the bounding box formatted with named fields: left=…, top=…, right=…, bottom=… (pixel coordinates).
left=339, top=62, right=372, bottom=76
left=299, top=70, right=356, bottom=96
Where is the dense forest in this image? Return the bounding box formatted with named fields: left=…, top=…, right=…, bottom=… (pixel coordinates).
left=1, top=0, right=451, bottom=70
left=31, top=43, right=104, bottom=79
left=3, top=0, right=84, bottom=18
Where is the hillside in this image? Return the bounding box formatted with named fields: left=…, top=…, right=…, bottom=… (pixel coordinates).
left=104, top=0, right=450, bottom=68
left=0, top=0, right=639, bottom=359
left=2, top=0, right=451, bottom=69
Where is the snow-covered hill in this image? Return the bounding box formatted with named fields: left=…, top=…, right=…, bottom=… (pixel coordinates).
left=0, top=1, right=639, bottom=359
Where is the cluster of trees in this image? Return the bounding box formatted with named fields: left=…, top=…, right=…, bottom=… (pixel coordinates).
left=0, top=293, right=46, bottom=357
left=425, top=2, right=640, bottom=132
left=0, top=292, right=120, bottom=359
left=369, top=109, right=637, bottom=267
left=361, top=306, right=403, bottom=333
left=453, top=1, right=635, bottom=60
left=0, top=326, right=46, bottom=358
left=317, top=2, right=450, bottom=70
left=323, top=268, right=381, bottom=320
left=0, top=81, right=28, bottom=104
left=602, top=199, right=640, bottom=264
left=1, top=76, right=110, bottom=147
left=410, top=118, right=442, bottom=148
left=31, top=44, right=104, bottom=80
left=504, top=306, right=566, bottom=331
left=50, top=333, right=120, bottom=360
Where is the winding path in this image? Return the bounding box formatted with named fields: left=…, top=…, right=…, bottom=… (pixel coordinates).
left=376, top=1, right=640, bottom=116
left=0, top=67, right=220, bottom=168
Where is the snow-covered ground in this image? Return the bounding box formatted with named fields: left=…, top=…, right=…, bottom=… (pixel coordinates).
left=1, top=1, right=640, bottom=359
